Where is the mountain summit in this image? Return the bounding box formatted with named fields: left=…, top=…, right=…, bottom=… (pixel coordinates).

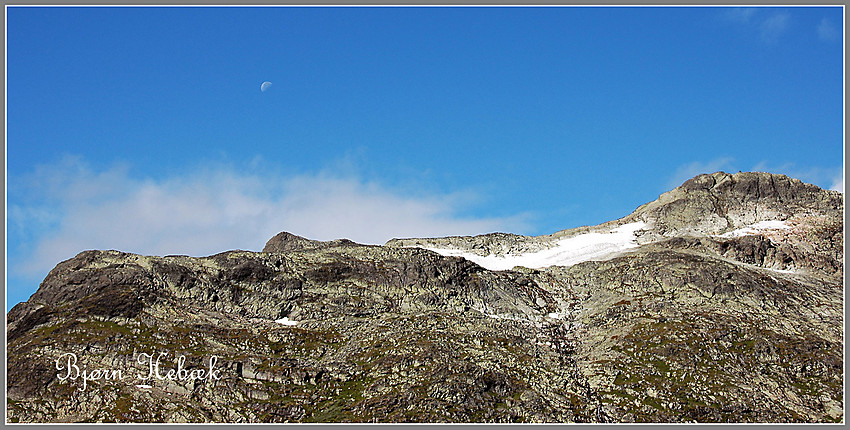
left=6, top=172, right=844, bottom=423
left=388, top=171, right=841, bottom=276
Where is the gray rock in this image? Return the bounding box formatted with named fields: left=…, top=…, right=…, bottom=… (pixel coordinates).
left=6, top=171, right=843, bottom=423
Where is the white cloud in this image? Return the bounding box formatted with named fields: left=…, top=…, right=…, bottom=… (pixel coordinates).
left=9, top=157, right=529, bottom=279
left=666, top=157, right=736, bottom=189
left=817, top=18, right=839, bottom=41
left=760, top=13, right=790, bottom=43
left=830, top=173, right=844, bottom=193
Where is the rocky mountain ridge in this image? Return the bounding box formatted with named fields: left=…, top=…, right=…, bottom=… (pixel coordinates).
left=390, top=172, right=841, bottom=278
left=389, top=172, right=840, bottom=257
left=6, top=171, right=844, bottom=423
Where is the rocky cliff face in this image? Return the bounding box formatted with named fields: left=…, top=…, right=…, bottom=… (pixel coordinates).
left=6, top=172, right=844, bottom=423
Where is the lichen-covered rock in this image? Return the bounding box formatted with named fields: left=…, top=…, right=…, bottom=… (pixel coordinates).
left=6, top=172, right=843, bottom=423
left=628, top=171, right=842, bottom=239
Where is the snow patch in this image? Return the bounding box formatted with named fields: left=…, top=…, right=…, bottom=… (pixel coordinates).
left=135, top=384, right=152, bottom=389
left=274, top=317, right=298, bottom=326
left=425, top=221, right=647, bottom=271
left=751, top=220, right=791, bottom=230
left=718, top=220, right=791, bottom=238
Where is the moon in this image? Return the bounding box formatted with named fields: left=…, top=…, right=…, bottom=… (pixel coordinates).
left=261, top=81, right=272, bottom=92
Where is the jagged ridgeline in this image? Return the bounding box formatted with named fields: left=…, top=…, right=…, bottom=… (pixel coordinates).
left=6, top=172, right=844, bottom=423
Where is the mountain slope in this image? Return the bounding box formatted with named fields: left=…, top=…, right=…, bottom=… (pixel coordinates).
left=389, top=172, right=842, bottom=278
left=6, top=171, right=844, bottom=423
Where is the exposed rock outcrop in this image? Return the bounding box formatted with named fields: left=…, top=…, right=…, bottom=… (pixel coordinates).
left=6, top=172, right=844, bottom=423
left=628, top=171, right=842, bottom=237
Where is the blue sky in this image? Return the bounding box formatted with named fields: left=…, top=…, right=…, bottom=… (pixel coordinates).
left=6, top=6, right=844, bottom=309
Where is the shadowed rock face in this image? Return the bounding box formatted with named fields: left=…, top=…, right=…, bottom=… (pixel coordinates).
left=6, top=172, right=844, bottom=423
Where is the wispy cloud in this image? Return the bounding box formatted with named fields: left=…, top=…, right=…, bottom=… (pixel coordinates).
left=666, top=157, right=736, bottom=189
left=751, top=161, right=843, bottom=192
left=723, top=7, right=758, bottom=23
left=829, top=173, right=844, bottom=193
left=8, top=156, right=529, bottom=280
left=817, top=17, right=839, bottom=41
left=721, top=8, right=792, bottom=44
left=759, top=12, right=790, bottom=43
left=666, top=159, right=843, bottom=194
